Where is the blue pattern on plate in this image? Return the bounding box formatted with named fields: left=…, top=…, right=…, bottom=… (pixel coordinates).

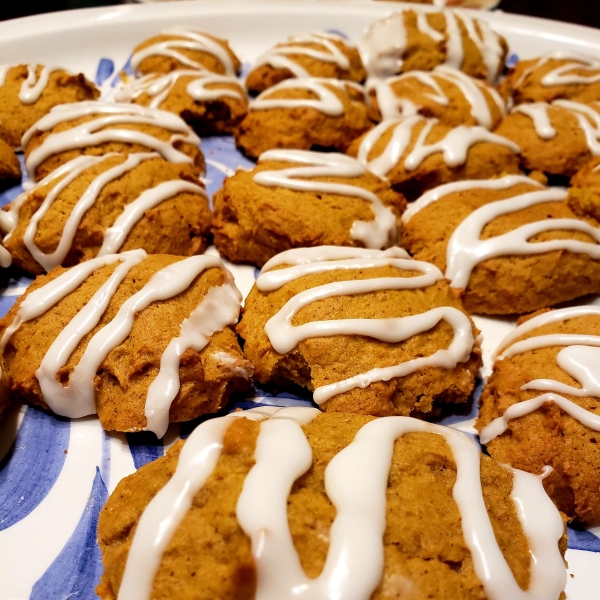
left=0, top=407, right=69, bottom=531
left=30, top=468, right=108, bottom=599
left=506, top=53, right=519, bottom=68
left=567, top=525, right=600, bottom=552
left=95, top=58, right=115, bottom=86
left=126, top=432, right=164, bottom=470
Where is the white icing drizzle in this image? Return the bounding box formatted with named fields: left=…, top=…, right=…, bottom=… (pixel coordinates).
left=116, top=405, right=292, bottom=600
left=360, top=10, right=504, bottom=82
left=513, top=100, right=600, bottom=153
left=22, top=101, right=201, bottom=181
left=0, top=244, right=11, bottom=268
left=252, top=32, right=353, bottom=79
left=373, top=66, right=505, bottom=128
left=0, top=251, right=240, bottom=435
left=4, top=152, right=207, bottom=270
left=250, top=77, right=363, bottom=116
left=114, top=70, right=244, bottom=109
left=254, top=149, right=396, bottom=249
left=119, top=407, right=565, bottom=600
left=480, top=306, right=600, bottom=443
left=513, top=51, right=600, bottom=90
left=357, top=116, right=519, bottom=178
left=130, top=27, right=236, bottom=76
left=257, top=246, right=474, bottom=405
left=0, top=64, right=66, bottom=105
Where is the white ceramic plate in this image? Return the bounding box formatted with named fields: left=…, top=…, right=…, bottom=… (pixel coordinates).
left=0, top=2, right=598, bottom=598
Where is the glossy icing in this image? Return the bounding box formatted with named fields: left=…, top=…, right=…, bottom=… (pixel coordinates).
left=118, top=406, right=565, bottom=600
left=254, top=149, right=396, bottom=249
left=257, top=246, right=474, bottom=404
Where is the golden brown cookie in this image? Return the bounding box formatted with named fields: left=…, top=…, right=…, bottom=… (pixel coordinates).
left=360, top=9, right=508, bottom=82
left=477, top=306, right=600, bottom=526
left=97, top=408, right=567, bottom=600
left=402, top=175, right=600, bottom=315
left=0, top=253, right=251, bottom=435
left=0, top=137, right=20, bottom=184
left=368, top=66, right=506, bottom=128
left=0, top=64, right=99, bottom=149
left=22, top=101, right=204, bottom=182
left=238, top=246, right=481, bottom=416
left=3, top=154, right=212, bottom=275
left=130, top=28, right=241, bottom=76
left=347, top=116, right=520, bottom=200
left=568, top=156, right=600, bottom=221
left=115, top=71, right=248, bottom=136
left=0, top=356, right=11, bottom=421
left=245, top=31, right=366, bottom=95
left=234, top=78, right=370, bottom=159
left=499, top=52, right=600, bottom=105
left=494, top=100, right=600, bottom=178
left=212, top=150, right=407, bottom=266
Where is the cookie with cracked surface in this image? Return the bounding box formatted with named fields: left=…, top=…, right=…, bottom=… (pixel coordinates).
left=212, top=149, right=407, bottom=267
left=401, top=175, right=600, bottom=315
left=237, top=246, right=481, bottom=416
left=0, top=252, right=251, bottom=436
left=97, top=407, right=566, bottom=600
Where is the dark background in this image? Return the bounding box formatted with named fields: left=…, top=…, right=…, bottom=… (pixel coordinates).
left=1, top=0, right=599, bottom=29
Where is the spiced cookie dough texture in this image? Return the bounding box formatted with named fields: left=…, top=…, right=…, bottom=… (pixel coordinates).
left=401, top=176, right=600, bottom=315
left=477, top=306, right=600, bottom=526
left=212, top=150, right=407, bottom=266
left=238, top=246, right=481, bottom=416
left=347, top=115, right=520, bottom=200
left=569, top=156, right=600, bottom=221
left=234, top=78, right=371, bottom=158
left=97, top=407, right=567, bottom=600
left=0, top=136, right=20, bottom=183
left=494, top=100, right=600, bottom=177
left=0, top=252, right=251, bottom=437
left=0, top=356, right=10, bottom=421
left=130, top=28, right=241, bottom=76
left=0, top=63, right=100, bottom=149
left=22, top=101, right=205, bottom=182
left=360, top=9, right=508, bottom=82
left=500, top=52, right=600, bottom=105
left=245, top=31, right=366, bottom=95
left=1, top=153, right=212, bottom=275
left=367, top=65, right=506, bottom=128
left=114, top=71, right=247, bottom=136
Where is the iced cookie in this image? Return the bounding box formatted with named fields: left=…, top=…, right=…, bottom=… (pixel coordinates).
left=0, top=252, right=251, bottom=436
left=2, top=153, right=212, bottom=275
left=402, top=175, right=600, bottom=314
left=245, top=31, right=366, bottom=95
left=212, top=149, right=407, bottom=266
left=97, top=407, right=566, bottom=600
left=478, top=306, right=600, bottom=525
left=238, top=246, right=481, bottom=416
left=235, top=78, right=370, bottom=158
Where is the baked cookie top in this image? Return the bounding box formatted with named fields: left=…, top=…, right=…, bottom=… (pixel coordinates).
left=22, top=101, right=204, bottom=182
left=0, top=63, right=100, bottom=149
left=245, top=31, right=366, bottom=95
left=0, top=252, right=250, bottom=436
left=238, top=246, right=481, bottom=416
left=212, top=149, right=406, bottom=266
left=235, top=78, right=370, bottom=158
left=500, top=52, right=600, bottom=105
left=1, top=153, right=211, bottom=274
left=130, top=27, right=241, bottom=76
left=477, top=306, right=600, bottom=525
left=402, top=175, right=600, bottom=314
left=368, top=65, right=506, bottom=128
left=115, top=70, right=247, bottom=135
left=360, top=9, right=508, bottom=82
left=494, top=99, right=600, bottom=177
left=0, top=136, right=20, bottom=182
left=97, top=407, right=566, bottom=600
left=348, top=115, right=520, bottom=199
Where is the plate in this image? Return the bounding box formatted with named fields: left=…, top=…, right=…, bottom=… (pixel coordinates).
left=0, top=2, right=599, bottom=598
